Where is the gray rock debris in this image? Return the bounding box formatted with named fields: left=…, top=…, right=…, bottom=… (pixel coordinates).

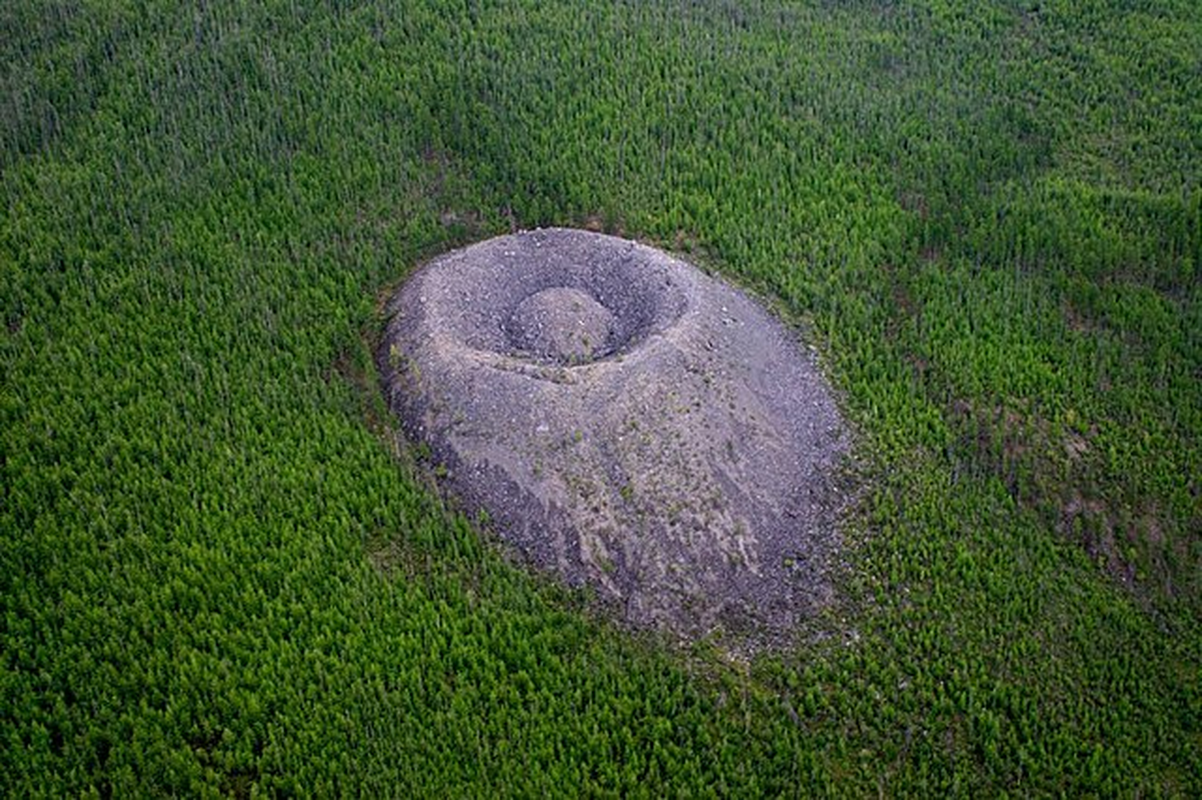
left=379, top=228, right=849, bottom=644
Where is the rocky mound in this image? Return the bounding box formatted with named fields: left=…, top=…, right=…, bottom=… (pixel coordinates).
left=378, top=228, right=848, bottom=643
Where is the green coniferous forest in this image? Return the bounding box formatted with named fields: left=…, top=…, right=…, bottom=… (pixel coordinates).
left=2, top=0, right=1199, bottom=794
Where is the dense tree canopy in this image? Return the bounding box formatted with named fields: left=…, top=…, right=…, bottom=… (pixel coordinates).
left=2, top=0, right=1199, bottom=795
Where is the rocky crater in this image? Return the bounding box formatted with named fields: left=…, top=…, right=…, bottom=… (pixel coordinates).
left=378, top=228, right=849, bottom=644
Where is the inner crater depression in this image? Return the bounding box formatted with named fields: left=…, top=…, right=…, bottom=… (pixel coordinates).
left=379, top=228, right=849, bottom=643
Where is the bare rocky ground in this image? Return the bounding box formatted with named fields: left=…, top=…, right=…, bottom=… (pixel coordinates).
left=378, top=228, right=850, bottom=645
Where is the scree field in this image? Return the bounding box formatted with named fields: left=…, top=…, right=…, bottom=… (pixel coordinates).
left=2, top=0, right=1199, bottom=795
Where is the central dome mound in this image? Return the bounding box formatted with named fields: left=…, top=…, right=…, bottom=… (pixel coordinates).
left=379, top=228, right=848, bottom=643
left=507, top=287, right=615, bottom=364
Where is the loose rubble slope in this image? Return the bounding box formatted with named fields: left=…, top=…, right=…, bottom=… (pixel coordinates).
left=380, top=228, right=849, bottom=641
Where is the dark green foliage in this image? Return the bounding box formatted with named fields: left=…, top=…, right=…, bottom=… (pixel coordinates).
left=2, top=0, right=1199, bottom=795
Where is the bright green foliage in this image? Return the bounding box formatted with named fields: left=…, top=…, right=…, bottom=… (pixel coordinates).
left=2, top=0, right=1200, bottom=795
